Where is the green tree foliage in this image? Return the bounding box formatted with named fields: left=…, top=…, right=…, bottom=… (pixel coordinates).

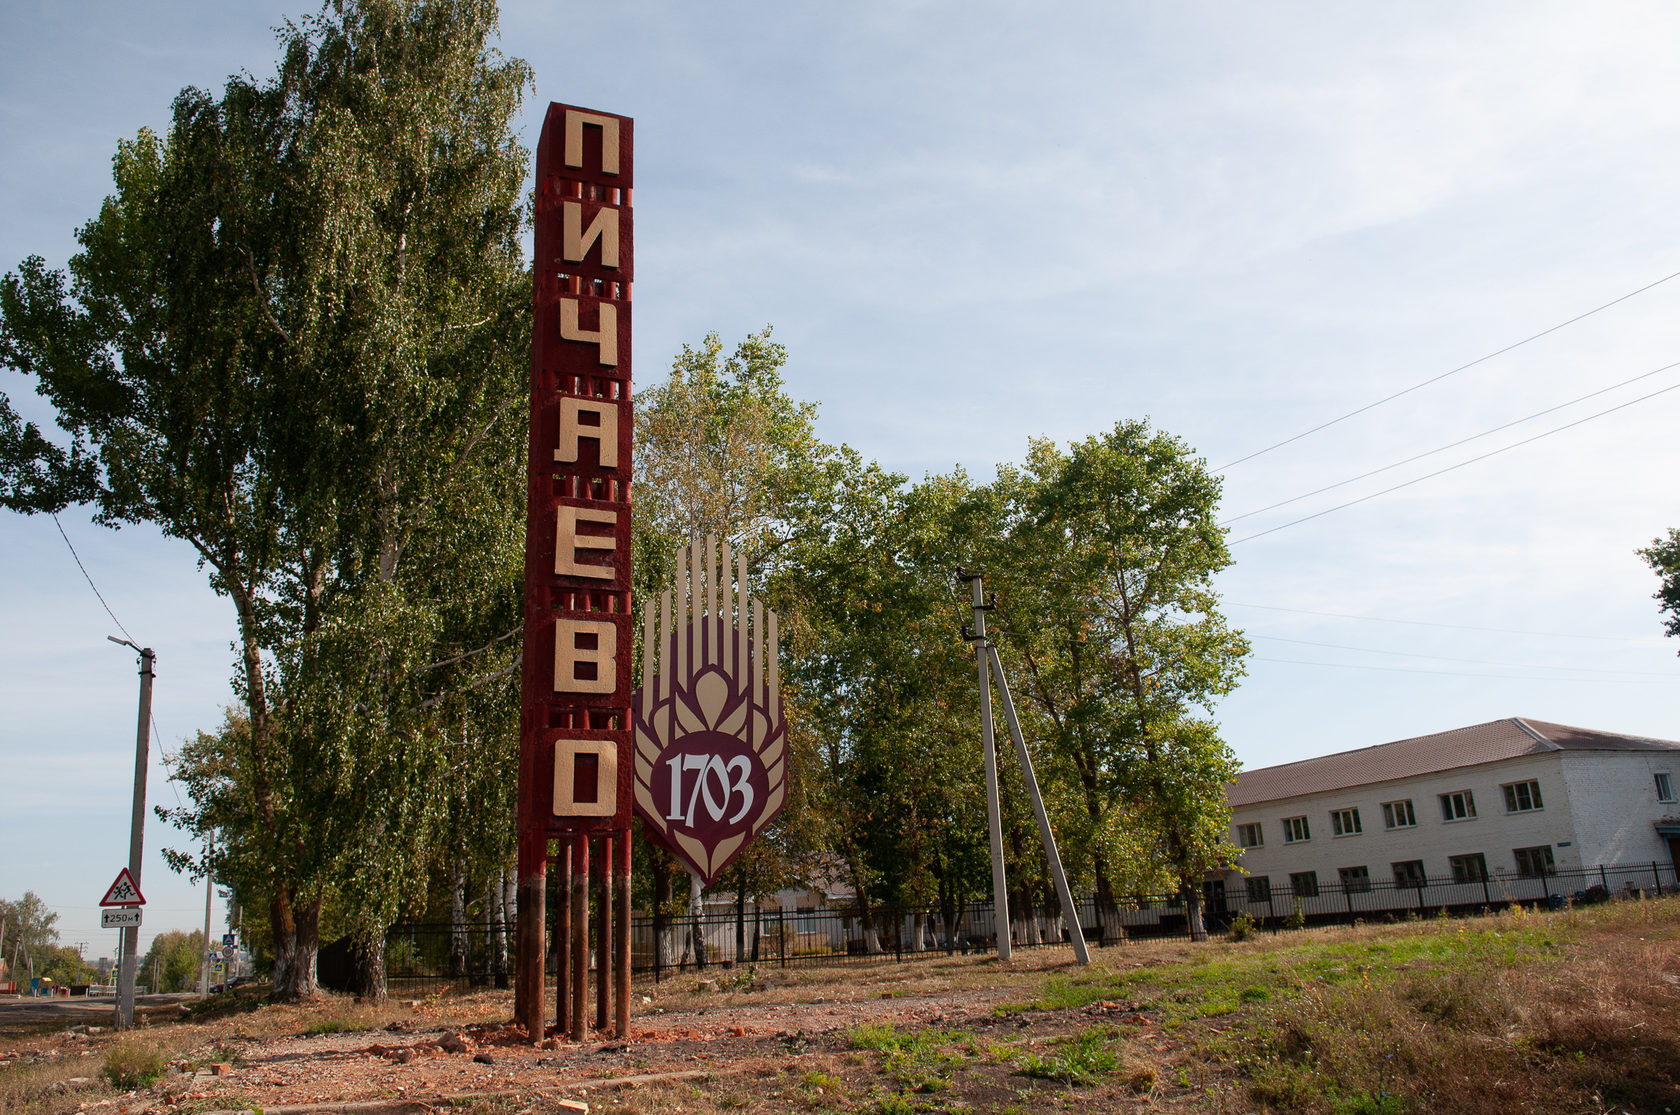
left=1638, top=528, right=1680, bottom=650
left=38, top=945, right=98, bottom=988
left=631, top=328, right=842, bottom=955
left=0, top=893, right=61, bottom=981
left=996, top=422, right=1248, bottom=939
left=138, top=930, right=207, bottom=993
left=2, top=0, right=530, bottom=1000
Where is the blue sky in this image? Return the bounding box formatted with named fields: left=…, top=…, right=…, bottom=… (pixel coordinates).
left=3, top=1, right=1678, bottom=955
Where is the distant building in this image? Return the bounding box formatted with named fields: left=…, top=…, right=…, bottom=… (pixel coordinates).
left=1223, top=718, right=1680, bottom=910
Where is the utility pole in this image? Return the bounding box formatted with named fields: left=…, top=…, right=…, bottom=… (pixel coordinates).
left=108, top=638, right=154, bottom=1029
left=959, top=570, right=1011, bottom=959
left=959, top=571, right=1090, bottom=965
left=200, top=829, right=215, bottom=998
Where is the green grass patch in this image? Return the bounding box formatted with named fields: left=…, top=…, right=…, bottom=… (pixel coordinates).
left=1016, top=1027, right=1120, bottom=1085
left=847, top=1021, right=972, bottom=1093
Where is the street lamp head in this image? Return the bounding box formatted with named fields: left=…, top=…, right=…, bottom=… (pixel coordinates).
left=106, top=635, right=140, bottom=652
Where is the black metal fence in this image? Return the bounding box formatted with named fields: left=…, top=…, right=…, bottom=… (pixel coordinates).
left=378, top=860, right=1675, bottom=991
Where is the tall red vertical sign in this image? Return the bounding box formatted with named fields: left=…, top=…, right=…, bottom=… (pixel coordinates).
left=517, top=102, right=634, bottom=1044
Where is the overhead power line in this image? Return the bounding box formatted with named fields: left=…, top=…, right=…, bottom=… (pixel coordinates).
left=53, top=513, right=136, bottom=644
left=1225, top=601, right=1652, bottom=643
left=1255, top=656, right=1666, bottom=685
left=1214, top=266, right=1680, bottom=472
left=1229, top=379, right=1680, bottom=545
left=1252, top=634, right=1676, bottom=677
left=1222, top=357, right=1680, bottom=525
left=50, top=514, right=186, bottom=807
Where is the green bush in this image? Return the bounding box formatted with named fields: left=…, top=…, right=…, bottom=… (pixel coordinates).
left=1229, top=912, right=1259, bottom=941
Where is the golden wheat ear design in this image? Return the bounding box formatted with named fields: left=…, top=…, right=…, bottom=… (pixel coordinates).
left=631, top=534, right=786, bottom=884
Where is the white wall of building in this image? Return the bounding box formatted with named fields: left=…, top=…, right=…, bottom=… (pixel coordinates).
left=1560, top=750, right=1680, bottom=867
left=1228, top=752, right=1578, bottom=893
left=1228, top=748, right=1680, bottom=902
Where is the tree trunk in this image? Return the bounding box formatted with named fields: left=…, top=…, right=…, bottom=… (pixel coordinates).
left=449, top=873, right=468, bottom=978
left=856, top=888, right=884, bottom=955
left=1181, top=879, right=1208, bottom=942
left=271, top=891, right=320, bottom=1000
left=688, top=873, right=707, bottom=971
left=350, top=926, right=387, bottom=1004
left=734, top=873, right=747, bottom=965
left=481, top=877, right=494, bottom=987
left=492, top=867, right=509, bottom=990
left=652, top=859, right=671, bottom=974
left=1093, top=850, right=1120, bottom=944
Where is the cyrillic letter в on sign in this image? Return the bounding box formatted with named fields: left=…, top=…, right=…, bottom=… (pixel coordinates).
left=555, top=619, right=617, bottom=694
left=564, top=110, right=620, bottom=174
left=555, top=397, right=619, bottom=468
left=559, top=298, right=617, bottom=365
left=556, top=505, right=617, bottom=579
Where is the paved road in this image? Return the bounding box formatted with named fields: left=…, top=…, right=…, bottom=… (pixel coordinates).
left=0, top=992, right=196, bottom=1034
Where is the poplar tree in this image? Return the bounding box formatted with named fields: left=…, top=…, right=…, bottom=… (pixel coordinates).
left=0, top=0, right=530, bottom=998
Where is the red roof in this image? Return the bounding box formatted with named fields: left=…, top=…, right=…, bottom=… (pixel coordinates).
left=1228, top=718, right=1680, bottom=807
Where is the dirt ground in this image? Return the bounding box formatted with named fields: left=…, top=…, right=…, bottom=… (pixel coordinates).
left=0, top=946, right=1206, bottom=1114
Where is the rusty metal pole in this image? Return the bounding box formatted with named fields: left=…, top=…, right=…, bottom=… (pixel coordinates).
left=595, top=836, right=610, bottom=1032
left=570, top=835, right=588, bottom=1041
left=555, top=842, right=571, bottom=1037
left=516, top=831, right=546, bottom=1041
left=615, top=831, right=632, bottom=1038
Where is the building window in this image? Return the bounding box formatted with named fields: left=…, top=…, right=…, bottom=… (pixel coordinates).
left=1657, top=773, right=1675, bottom=803
left=1392, top=860, right=1427, bottom=887
left=1501, top=780, right=1544, bottom=813
left=1331, top=808, right=1363, bottom=837
left=1449, top=853, right=1488, bottom=883
left=1289, top=871, right=1319, bottom=898
left=1439, top=790, right=1477, bottom=822
left=1338, top=866, right=1371, bottom=894
left=1246, top=876, right=1271, bottom=903
left=1513, top=846, right=1555, bottom=877
left=1283, top=816, right=1311, bottom=843
left=1381, top=799, right=1417, bottom=829
left=1236, top=822, right=1264, bottom=848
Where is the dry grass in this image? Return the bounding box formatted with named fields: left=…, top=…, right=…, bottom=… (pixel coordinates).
left=1233, top=899, right=1680, bottom=1114
left=3, top=899, right=1675, bottom=1114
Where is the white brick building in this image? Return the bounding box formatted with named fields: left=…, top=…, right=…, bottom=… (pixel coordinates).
left=1222, top=718, right=1680, bottom=912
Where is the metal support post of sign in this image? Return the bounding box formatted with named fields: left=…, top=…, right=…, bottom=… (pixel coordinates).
left=109, top=641, right=154, bottom=1029
left=569, top=835, right=588, bottom=1042
left=595, top=836, right=610, bottom=1032
left=960, top=571, right=1011, bottom=960
left=985, top=642, right=1091, bottom=965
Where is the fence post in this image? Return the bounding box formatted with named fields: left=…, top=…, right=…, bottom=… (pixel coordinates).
left=779, top=909, right=787, bottom=970
left=895, top=908, right=903, bottom=962
left=1344, top=885, right=1354, bottom=922
left=1267, top=891, right=1276, bottom=933
left=1654, top=862, right=1664, bottom=898
left=1481, top=875, right=1491, bottom=908
left=1600, top=865, right=1609, bottom=892
left=1416, top=882, right=1425, bottom=915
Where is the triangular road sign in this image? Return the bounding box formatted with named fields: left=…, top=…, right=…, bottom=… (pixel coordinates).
left=99, top=867, right=145, bottom=907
